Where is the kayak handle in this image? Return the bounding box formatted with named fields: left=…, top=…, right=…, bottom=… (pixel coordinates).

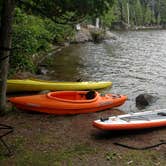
left=100, top=117, right=109, bottom=122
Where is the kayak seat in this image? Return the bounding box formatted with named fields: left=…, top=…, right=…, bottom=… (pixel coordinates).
left=85, top=90, right=96, bottom=100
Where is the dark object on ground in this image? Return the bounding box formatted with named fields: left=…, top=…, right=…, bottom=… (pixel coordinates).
left=114, top=140, right=166, bottom=150
left=135, top=93, right=158, bottom=109
left=100, top=117, right=109, bottom=122
left=85, top=90, right=96, bottom=99
left=76, top=78, right=82, bottom=82
left=0, top=124, right=14, bottom=156
left=36, top=66, right=48, bottom=75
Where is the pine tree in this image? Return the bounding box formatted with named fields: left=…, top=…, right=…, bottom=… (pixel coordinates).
left=134, top=0, right=143, bottom=25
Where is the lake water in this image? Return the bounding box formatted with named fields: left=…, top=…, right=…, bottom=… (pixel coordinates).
left=47, top=30, right=166, bottom=113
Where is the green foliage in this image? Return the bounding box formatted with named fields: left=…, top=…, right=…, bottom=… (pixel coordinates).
left=44, top=19, right=74, bottom=43
left=159, top=0, right=166, bottom=24
left=10, top=8, right=52, bottom=72
left=90, top=29, right=105, bottom=43
left=121, top=0, right=129, bottom=23
left=134, top=0, right=143, bottom=25
left=144, top=6, right=153, bottom=25
left=19, top=0, right=115, bottom=23
left=101, top=0, right=166, bottom=27
left=10, top=8, right=74, bottom=72
left=101, top=6, right=117, bottom=28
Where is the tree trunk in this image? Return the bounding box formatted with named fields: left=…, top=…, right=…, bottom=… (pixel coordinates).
left=0, top=0, right=15, bottom=114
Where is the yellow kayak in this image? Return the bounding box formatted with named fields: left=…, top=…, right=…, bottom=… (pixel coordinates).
left=7, top=79, right=112, bottom=93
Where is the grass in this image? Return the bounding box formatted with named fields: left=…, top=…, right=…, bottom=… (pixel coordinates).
left=0, top=141, right=97, bottom=166
left=2, top=137, right=165, bottom=166
left=105, top=150, right=166, bottom=166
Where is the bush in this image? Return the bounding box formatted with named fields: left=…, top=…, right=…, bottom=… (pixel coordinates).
left=10, top=8, right=74, bottom=73
left=10, top=8, right=53, bottom=72
left=90, top=29, right=105, bottom=43
left=44, top=19, right=74, bottom=43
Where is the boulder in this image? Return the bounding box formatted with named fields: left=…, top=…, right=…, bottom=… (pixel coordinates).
left=135, top=93, right=158, bottom=109
left=72, top=28, right=92, bottom=43
left=36, top=66, right=48, bottom=75
left=104, top=31, right=117, bottom=40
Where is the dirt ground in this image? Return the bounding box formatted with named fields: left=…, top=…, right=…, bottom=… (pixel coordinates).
left=0, top=102, right=166, bottom=166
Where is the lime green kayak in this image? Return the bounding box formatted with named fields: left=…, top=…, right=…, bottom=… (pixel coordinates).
left=7, top=79, right=112, bottom=93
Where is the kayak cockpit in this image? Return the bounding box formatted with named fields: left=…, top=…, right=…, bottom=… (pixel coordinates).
left=47, top=91, right=98, bottom=103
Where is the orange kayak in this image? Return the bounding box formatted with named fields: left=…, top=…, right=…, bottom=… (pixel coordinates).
left=93, top=109, right=166, bottom=131
left=9, top=91, right=127, bottom=115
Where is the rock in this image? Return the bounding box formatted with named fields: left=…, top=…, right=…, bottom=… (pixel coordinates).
left=87, top=24, right=96, bottom=29
left=104, top=31, right=117, bottom=40
left=72, top=28, right=92, bottom=43
left=135, top=93, right=158, bottom=109
left=36, top=67, right=48, bottom=75
left=72, top=25, right=117, bottom=43
left=111, top=21, right=130, bottom=30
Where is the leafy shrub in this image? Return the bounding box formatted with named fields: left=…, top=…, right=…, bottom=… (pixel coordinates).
left=10, top=8, right=74, bottom=73
left=10, top=8, right=52, bottom=72
left=44, top=19, right=74, bottom=43
left=90, top=29, right=105, bottom=43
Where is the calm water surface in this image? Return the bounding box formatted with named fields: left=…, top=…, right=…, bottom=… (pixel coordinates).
left=47, top=30, right=166, bottom=113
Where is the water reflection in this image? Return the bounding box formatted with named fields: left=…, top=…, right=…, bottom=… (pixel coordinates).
left=47, top=30, right=166, bottom=113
